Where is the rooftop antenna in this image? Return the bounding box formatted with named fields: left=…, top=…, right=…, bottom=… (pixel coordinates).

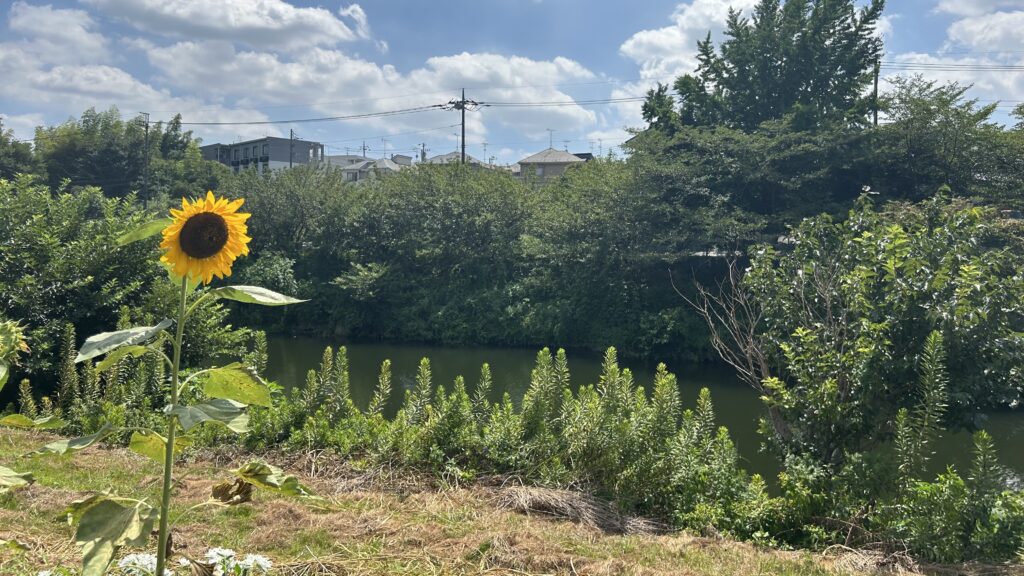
left=546, top=129, right=554, bottom=149
left=562, top=139, right=570, bottom=152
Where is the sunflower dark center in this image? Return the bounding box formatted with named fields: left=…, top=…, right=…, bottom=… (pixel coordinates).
left=179, top=212, right=229, bottom=259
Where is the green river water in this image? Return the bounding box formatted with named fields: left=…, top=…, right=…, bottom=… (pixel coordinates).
left=267, top=336, right=1023, bottom=482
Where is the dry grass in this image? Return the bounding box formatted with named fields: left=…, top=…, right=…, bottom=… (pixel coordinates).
left=5, top=429, right=1017, bottom=576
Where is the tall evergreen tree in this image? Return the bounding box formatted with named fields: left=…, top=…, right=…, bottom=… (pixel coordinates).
left=652, top=0, right=885, bottom=131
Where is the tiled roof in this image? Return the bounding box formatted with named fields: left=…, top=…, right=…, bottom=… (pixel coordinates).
left=517, top=148, right=586, bottom=164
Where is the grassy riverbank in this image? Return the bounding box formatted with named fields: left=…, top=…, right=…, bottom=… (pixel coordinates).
left=0, top=429, right=879, bottom=576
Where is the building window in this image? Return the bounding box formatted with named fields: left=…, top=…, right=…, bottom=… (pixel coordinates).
left=535, top=165, right=544, bottom=177
left=243, top=147, right=249, bottom=159
left=262, top=144, right=268, bottom=156
left=234, top=149, right=239, bottom=160
left=253, top=145, right=258, bottom=158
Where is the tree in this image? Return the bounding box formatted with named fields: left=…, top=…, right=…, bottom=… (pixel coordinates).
left=0, top=121, right=38, bottom=181
left=872, top=76, right=1020, bottom=205
left=33, top=108, right=226, bottom=202
left=695, top=194, right=1024, bottom=465
left=650, top=0, right=886, bottom=131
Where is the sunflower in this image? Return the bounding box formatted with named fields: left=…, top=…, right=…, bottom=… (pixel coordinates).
left=160, top=191, right=251, bottom=285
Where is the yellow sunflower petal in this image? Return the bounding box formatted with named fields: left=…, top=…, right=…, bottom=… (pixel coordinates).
left=160, top=192, right=252, bottom=285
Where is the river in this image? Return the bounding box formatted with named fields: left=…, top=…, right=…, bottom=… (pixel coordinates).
left=266, top=336, right=1023, bottom=481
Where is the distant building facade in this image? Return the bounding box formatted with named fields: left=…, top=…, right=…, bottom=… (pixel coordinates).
left=425, top=151, right=483, bottom=165
left=201, top=136, right=324, bottom=173
left=516, top=148, right=586, bottom=182
left=325, top=154, right=406, bottom=183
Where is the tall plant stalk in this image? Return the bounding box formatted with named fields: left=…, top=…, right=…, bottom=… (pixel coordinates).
left=155, top=277, right=187, bottom=576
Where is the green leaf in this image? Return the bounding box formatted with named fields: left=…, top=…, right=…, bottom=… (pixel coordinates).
left=0, top=359, right=8, bottom=393
left=0, top=538, right=29, bottom=553
left=200, top=363, right=272, bottom=407
left=234, top=461, right=318, bottom=499
left=128, top=430, right=190, bottom=463
left=0, top=465, right=34, bottom=491
left=170, top=399, right=249, bottom=434
left=28, top=422, right=114, bottom=456
left=116, top=217, right=172, bottom=246
left=96, top=345, right=150, bottom=372
left=76, top=320, right=173, bottom=363
left=207, top=285, right=307, bottom=306
left=0, top=414, right=68, bottom=430
left=75, top=498, right=157, bottom=576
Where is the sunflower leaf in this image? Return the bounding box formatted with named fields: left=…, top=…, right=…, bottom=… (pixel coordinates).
left=0, top=465, right=34, bottom=491
left=208, top=285, right=307, bottom=306
left=169, top=399, right=249, bottom=434
left=75, top=498, right=158, bottom=576
left=76, top=320, right=173, bottom=363
left=95, top=345, right=151, bottom=372
left=0, top=413, right=68, bottom=430
left=116, top=217, right=172, bottom=246
left=199, top=363, right=272, bottom=407
left=28, top=422, right=115, bottom=456
left=234, top=461, right=319, bottom=499
left=128, top=430, right=191, bottom=463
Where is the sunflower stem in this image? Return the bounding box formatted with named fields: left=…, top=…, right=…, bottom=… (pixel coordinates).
left=155, top=276, right=188, bottom=576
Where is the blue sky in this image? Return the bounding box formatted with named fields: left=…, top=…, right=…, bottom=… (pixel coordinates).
left=1, top=0, right=1022, bottom=165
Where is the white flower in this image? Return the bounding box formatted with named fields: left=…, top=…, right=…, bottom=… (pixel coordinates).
left=239, top=554, right=273, bottom=573
left=117, top=552, right=174, bottom=576
left=205, top=547, right=237, bottom=563
left=36, top=571, right=53, bottom=576
left=177, top=557, right=192, bottom=567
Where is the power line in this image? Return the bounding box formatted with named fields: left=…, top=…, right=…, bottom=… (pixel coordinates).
left=170, top=104, right=446, bottom=126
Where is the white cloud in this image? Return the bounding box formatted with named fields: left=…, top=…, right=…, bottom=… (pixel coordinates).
left=1, top=112, right=45, bottom=142
left=883, top=53, right=1024, bottom=112
left=876, top=13, right=898, bottom=40
left=338, top=4, right=371, bottom=39
left=935, top=0, right=1024, bottom=16
left=8, top=2, right=108, bottom=64
left=947, top=11, right=1024, bottom=51
left=619, top=0, right=759, bottom=83
left=142, top=42, right=599, bottom=142
left=82, top=0, right=369, bottom=51
left=610, top=0, right=759, bottom=132
left=0, top=41, right=276, bottom=141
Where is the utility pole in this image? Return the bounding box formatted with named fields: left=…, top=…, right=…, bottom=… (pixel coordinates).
left=873, top=56, right=880, bottom=127
left=381, top=137, right=389, bottom=159
left=482, top=141, right=488, bottom=165
left=444, top=89, right=478, bottom=164
left=140, top=112, right=150, bottom=200
left=361, top=141, right=368, bottom=158
left=419, top=142, right=428, bottom=163
left=289, top=128, right=294, bottom=168
left=546, top=129, right=554, bottom=149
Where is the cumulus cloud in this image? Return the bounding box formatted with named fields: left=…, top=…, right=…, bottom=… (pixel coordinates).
left=610, top=0, right=759, bottom=131
left=935, top=0, right=1024, bottom=17
left=82, top=0, right=369, bottom=51
left=620, top=0, right=759, bottom=83
left=947, top=10, right=1024, bottom=51
left=0, top=41, right=276, bottom=141
left=7, top=2, right=109, bottom=64
left=142, top=41, right=599, bottom=142
left=883, top=53, right=1024, bottom=115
